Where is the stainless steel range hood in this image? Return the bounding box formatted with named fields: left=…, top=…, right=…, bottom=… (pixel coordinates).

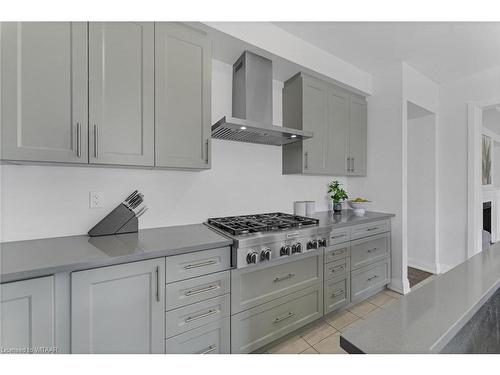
left=211, top=51, right=312, bottom=146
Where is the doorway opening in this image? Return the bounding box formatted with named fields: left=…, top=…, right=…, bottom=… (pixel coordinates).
left=406, top=101, right=438, bottom=289
left=468, top=99, right=500, bottom=258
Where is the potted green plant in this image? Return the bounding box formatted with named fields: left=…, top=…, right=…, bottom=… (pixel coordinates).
left=327, top=180, right=348, bottom=212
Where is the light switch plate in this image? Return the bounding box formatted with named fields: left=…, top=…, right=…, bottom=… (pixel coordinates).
left=89, top=191, right=104, bottom=208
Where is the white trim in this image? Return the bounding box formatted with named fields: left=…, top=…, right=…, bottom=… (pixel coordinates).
left=408, top=258, right=438, bottom=274
left=467, top=97, right=500, bottom=259
left=388, top=278, right=405, bottom=294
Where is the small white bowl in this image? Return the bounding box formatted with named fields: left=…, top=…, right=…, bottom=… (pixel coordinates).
left=348, top=200, right=371, bottom=215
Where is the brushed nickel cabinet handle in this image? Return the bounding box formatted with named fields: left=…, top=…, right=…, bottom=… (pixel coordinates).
left=304, top=152, right=308, bottom=169
left=273, top=273, right=295, bottom=283
left=205, top=139, right=209, bottom=163
left=367, top=247, right=378, bottom=253
left=184, top=259, right=217, bottom=270
left=366, top=227, right=379, bottom=231
left=184, top=284, right=219, bottom=296
left=76, top=123, right=81, bottom=157
left=331, top=234, right=346, bottom=239
left=185, top=309, right=218, bottom=323
left=93, top=124, right=98, bottom=158
left=199, top=345, right=217, bottom=354
left=155, top=266, right=160, bottom=302
left=330, top=265, right=345, bottom=273
left=332, top=289, right=345, bottom=297
left=367, top=275, right=379, bottom=282
left=273, top=311, right=295, bottom=324
left=346, top=157, right=351, bottom=172
left=351, top=157, right=355, bottom=172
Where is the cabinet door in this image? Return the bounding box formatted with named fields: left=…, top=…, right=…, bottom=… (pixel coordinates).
left=1, top=22, right=88, bottom=163
left=71, top=258, right=165, bottom=354
left=1, top=276, right=55, bottom=353
left=301, top=75, right=328, bottom=174
left=326, top=86, right=350, bottom=175
left=155, top=22, right=212, bottom=169
left=88, top=22, right=154, bottom=166
left=348, top=96, right=367, bottom=176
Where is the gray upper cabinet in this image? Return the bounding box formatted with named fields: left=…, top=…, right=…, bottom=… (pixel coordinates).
left=88, top=22, right=154, bottom=166
left=1, top=276, right=55, bottom=352
left=1, top=22, right=88, bottom=163
left=155, top=22, right=212, bottom=169
left=282, top=73, right=328, bottom=175
left=282, top=72, right=367, bottom=176
left=71, top=258, right=165, bottom=354
left=348, top=96, right=367, bottom=176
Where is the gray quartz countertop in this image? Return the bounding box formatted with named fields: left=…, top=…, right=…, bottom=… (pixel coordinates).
left=0, top=224, right=232, bottom=283
left=340, top=242, right=500, bottom=353
left=311, top=209, right=395, bottom=230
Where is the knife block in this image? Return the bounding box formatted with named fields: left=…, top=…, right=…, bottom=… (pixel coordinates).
left=88, top=203, right=138, bottom=237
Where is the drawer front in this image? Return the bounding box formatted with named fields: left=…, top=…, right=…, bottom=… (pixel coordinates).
left=324, top=257, right=350, bottom=280
left=351, top=220, right=390, bottom=240
left=166, top=270, right=230, bottom=311
left=166, top=294, right=230, bottom=338
left=231, top=284, right=323, bottom=354
left=324, top=243, right=350, bottom=263
left=351, top=260, right=390, bottom=303
left=166, top=317, right=230, bottom=354
left=324, top=275, right=350, bottom=314
left=165, top=247, right=231, bottom=283
left=329, top=227, right=351, bottom=245
left=351, top=233, right=390, bottom=270
left=231, top=251, right=322, bottom=314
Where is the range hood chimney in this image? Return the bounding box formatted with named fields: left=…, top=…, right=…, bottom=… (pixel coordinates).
left=211, top=51, right=312, bottom=146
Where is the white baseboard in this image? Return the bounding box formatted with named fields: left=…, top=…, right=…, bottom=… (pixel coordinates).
left=408, top=258, right=438, bottom=274
left=438, top=263, right=454, bottom=274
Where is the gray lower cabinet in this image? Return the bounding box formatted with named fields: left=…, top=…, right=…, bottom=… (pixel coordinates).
left=166, top=318, right=230, bottom=354
left=282, top=72, right=368, bottom=176
left=71, top=258, right=165, bottom=354
left=231, top=251, right=323, bottom=314
left=155, top=22, right=212, bottom=169
left=351, top=259, right=390, bottom=303
left=88, top=22, right=155, bottom=166
left=0, top=276, right=55, bottom=353
left=1, top=22, right=88, bottom=163
left=324, top=275, right=350, bottom=314
left=231, top=284, right=323, bottom=354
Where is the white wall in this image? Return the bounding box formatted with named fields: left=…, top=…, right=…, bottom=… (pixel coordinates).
left=407, top=114, right=437, bottom=273
left=439, top=66, right=500, bottom=270
left=348, top=64, right=405, bottom=293
left=0, top=60, right=344, bottom=242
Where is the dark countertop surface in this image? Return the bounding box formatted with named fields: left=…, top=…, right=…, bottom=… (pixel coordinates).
left=0, top=224, right=232, bottom=283
left=340, top=242, right=500, bottom=353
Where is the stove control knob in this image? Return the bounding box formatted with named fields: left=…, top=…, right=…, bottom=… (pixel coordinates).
left=280, top=245, right=291, bottom=256
left=261, top=248, right=272, bottom=261
left=318, top=238, right=327, bottom=247
left=246, top=252, right=259, bottom=264
left=307, top=240, right=318, bottom=250
left=292, top=243, right=302, bottom=254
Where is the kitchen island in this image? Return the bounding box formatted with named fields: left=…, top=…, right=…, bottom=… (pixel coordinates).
left=340, top=242, right=500, bottom=353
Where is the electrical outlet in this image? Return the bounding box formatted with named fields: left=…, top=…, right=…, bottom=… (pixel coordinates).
left=89, top=191, right=104, bottom=208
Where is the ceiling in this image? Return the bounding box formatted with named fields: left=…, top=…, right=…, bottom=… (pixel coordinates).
left=273, top=22, right=500, bottom=84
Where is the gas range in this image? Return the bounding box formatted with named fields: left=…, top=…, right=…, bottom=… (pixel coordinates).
left=205, top=212, right=330, bottom=269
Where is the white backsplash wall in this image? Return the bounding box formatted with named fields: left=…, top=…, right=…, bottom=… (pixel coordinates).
left=0, top=60, right=345, bottom=242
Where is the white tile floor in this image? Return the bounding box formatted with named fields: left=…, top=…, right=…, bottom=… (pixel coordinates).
left=263, top=289, right=400, bottom=354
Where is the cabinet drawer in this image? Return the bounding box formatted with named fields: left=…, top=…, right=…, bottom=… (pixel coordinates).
left=329, top=227, right=351, bottom=245
left=166, top=294, right=230, bottom=338
left=351, top=220, right=390, bottom=240
left=165, top=247, right=231, bottom=283
left=231, top=251, right=322, bottom=314
left=324, top=275, right=350, bottom=314
left=351, top=233, right=390, bottom=270
left=166, top=318, right=230, bottom=354
left=324, top=257, right=350, bottom=280
left=351, top=259, right=390, bottom=303
left=324, top=243, right=350, bottom=263
left=166, top=270, right=229, bottom=311
left=231, top=284, right=323, bottom=354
